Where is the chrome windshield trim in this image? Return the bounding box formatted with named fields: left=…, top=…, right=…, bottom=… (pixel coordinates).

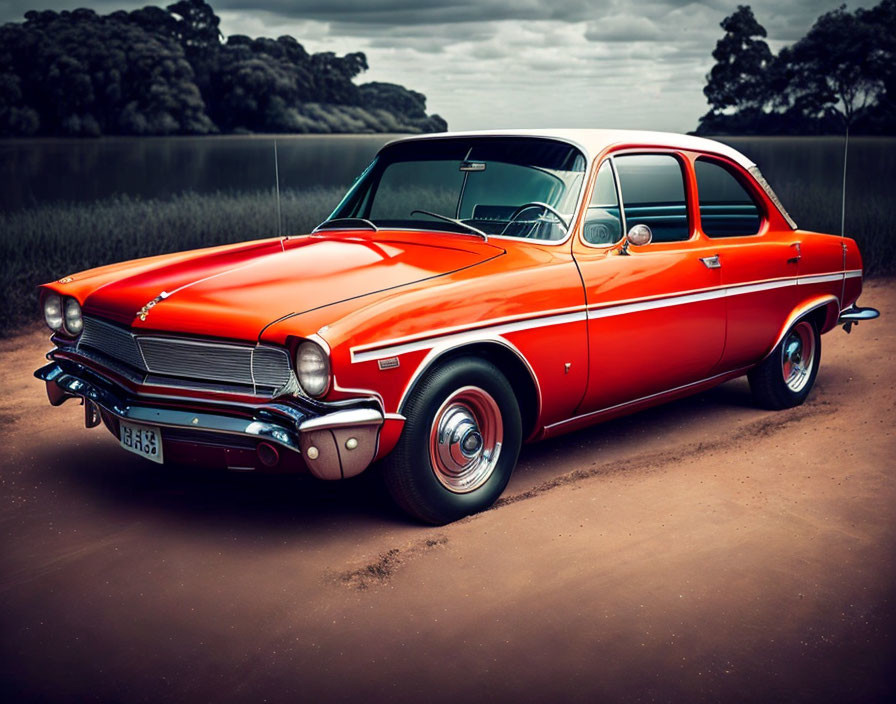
left=313, top=217, right=379, bottom=233
left=349, top=134, right=594, bottom=248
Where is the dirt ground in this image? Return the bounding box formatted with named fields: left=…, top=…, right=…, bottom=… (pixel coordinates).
left=1, top=281, right=894, bottom=703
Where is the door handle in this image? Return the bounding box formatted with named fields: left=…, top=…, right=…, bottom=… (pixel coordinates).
left=700, top=255, right=721, bottom=269
left=788, top=242, right=802, bottom=263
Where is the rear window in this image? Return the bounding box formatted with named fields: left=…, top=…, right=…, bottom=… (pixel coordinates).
left=695, top=158, right=762, bottom=237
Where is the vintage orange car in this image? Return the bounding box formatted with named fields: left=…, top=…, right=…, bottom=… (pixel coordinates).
left=36, top=129, right=879, bottom=523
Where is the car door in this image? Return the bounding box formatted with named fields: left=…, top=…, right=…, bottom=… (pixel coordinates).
left=691, top=156, right=803, bottom=371
left=572, top=152, right=727, bottom=415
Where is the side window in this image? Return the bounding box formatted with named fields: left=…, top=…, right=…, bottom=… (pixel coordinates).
left=695, top=158, right=762, bottom=237
left=614, top=154, right=689, bottom=243
left=583, top=161, right=622, bottom=245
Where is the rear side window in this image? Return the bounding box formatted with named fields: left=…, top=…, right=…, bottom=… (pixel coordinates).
left=614, top=154, right=689, bottom=243
left=695, top=158, right=762, bottom=237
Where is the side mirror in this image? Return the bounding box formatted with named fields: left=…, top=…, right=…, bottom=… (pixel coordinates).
left=626, top=223, right=652, bottom=247
left=620, top=223, right=652, bottom=255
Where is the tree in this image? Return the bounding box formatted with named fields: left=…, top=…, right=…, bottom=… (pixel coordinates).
left=855, top=0, right=896, bottom=132
left=0, top=0, right=446, bottom=136
left=700, top=5, right=773, bottom=126
left=697, top=1, right=896, bottom=135
left=779, top=5, right=886, bottom=130
left=359, top=82, right=428, bottom=119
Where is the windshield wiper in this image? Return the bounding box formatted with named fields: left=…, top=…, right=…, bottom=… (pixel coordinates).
left=410, top=210, right=488, bottom=241
left=313, top=217, right=378, bottom=233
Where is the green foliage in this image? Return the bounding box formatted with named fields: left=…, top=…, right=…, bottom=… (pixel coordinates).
left=0, top=0, right=446, bottom=137
left=1, top=7, right=215, bottom=136
left=698, top=1, right=896, bottom=135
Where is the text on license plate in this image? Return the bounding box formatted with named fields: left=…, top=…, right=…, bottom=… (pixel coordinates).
left=119, top=420, right=163, bottom=464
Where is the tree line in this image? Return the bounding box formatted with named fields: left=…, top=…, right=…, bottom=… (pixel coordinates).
left=698, top=1, right=896, bottom=135
left=0, top=0, right=447, bottom=137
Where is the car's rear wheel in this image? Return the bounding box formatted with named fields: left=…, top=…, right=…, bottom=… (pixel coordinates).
left=748, top=318, right=821, bottom=410
left=383, top=357, right=522, bottom=525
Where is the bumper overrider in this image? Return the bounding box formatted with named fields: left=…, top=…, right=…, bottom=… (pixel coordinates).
left=35, top=358, right=384, bottom=480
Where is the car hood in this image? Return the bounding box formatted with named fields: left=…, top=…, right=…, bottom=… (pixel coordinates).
left=74, top=231, right=504, bottom=340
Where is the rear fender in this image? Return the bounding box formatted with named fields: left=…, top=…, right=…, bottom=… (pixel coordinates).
left=763, top=295, right=839, bottom=361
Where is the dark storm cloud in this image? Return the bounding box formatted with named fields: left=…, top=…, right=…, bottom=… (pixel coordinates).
left=214, top=0, right=598, bottom=25
left=1, top=1, right=845, bottom=44
left=0, top=0, right=857, bottom=132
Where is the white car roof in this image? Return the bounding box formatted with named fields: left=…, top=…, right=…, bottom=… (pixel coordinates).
left=388, top=128, right=755, bottom=170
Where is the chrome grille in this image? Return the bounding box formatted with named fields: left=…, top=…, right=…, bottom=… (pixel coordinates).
left=76, top=317, right=292, bottom=393
left=79, top=317, right=145, bottom=370
left=140, top=337, right=255, bottom=385
left=252, top=347, right=293, bottom=388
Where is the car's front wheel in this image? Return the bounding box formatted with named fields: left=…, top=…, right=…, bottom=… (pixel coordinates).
left=748, top=318, right=821, bottom=410
left=383, top=357, right=522, bottom=524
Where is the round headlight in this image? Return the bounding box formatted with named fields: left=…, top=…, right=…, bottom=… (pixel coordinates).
left=43, top=293, right=63, bottom=331
left=63, top=297, right=83, bottom=336
left=296, top=341, right=330, bottom=397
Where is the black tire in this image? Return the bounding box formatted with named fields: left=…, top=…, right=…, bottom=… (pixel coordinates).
left=748, top=318, right=821, bottom=410
left=383, top=357, right=522, bottom=525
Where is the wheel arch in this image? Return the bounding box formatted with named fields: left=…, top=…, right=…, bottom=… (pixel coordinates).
left=397, top=338, right=542, bottom=442
left=764, top=294, right=839, bottom=361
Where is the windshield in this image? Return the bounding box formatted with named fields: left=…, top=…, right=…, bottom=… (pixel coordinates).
left=328, top=137, right=587, bottom=241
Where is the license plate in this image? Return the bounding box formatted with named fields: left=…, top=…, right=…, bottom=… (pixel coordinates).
left=119, top=420, right=163, bottom=464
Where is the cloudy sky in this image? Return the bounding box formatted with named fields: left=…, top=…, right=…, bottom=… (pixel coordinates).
left=1, top=0, right=854, bottom=131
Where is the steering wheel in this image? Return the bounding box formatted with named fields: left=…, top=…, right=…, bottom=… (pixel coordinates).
left=499, top=202, right=570, bottom=237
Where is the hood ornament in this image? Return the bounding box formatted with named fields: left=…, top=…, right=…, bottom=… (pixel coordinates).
left=136, top=291, right=169, bottom=321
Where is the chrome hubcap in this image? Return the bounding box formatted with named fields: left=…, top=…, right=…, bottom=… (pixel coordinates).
left=781, top=321, right=815, bottom=392
left=429, top=386, right=503, bottom=493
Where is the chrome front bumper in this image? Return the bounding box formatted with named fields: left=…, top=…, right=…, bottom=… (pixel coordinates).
left=35, top=361, right=384, bottom=480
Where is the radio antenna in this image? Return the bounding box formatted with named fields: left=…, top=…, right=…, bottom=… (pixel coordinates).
left=273, top=139, right=284, bottom=247
left=840, top=124, right=848, bottom=238
left=840, top=123, right=849, bottom=305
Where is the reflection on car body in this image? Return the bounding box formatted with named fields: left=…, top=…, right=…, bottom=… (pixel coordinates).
left=36, top=129, right=879, bottom=524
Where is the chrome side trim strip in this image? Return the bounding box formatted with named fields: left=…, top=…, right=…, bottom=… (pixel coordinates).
left=350, top=270, right=859, bottom=363
left=798, top=273, right=843, bottom=285
left=587, top=287, right=722, bottom=320
left=726, top=279, right=793, bottom=296
left=351, top=311, right=587, bottom=364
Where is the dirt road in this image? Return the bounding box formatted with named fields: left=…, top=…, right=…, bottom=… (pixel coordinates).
left=1, top=281, right=894, bottom=703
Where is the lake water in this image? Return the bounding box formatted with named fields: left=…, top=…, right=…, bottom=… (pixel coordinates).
left=1, top=133, right=893, bottom=239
